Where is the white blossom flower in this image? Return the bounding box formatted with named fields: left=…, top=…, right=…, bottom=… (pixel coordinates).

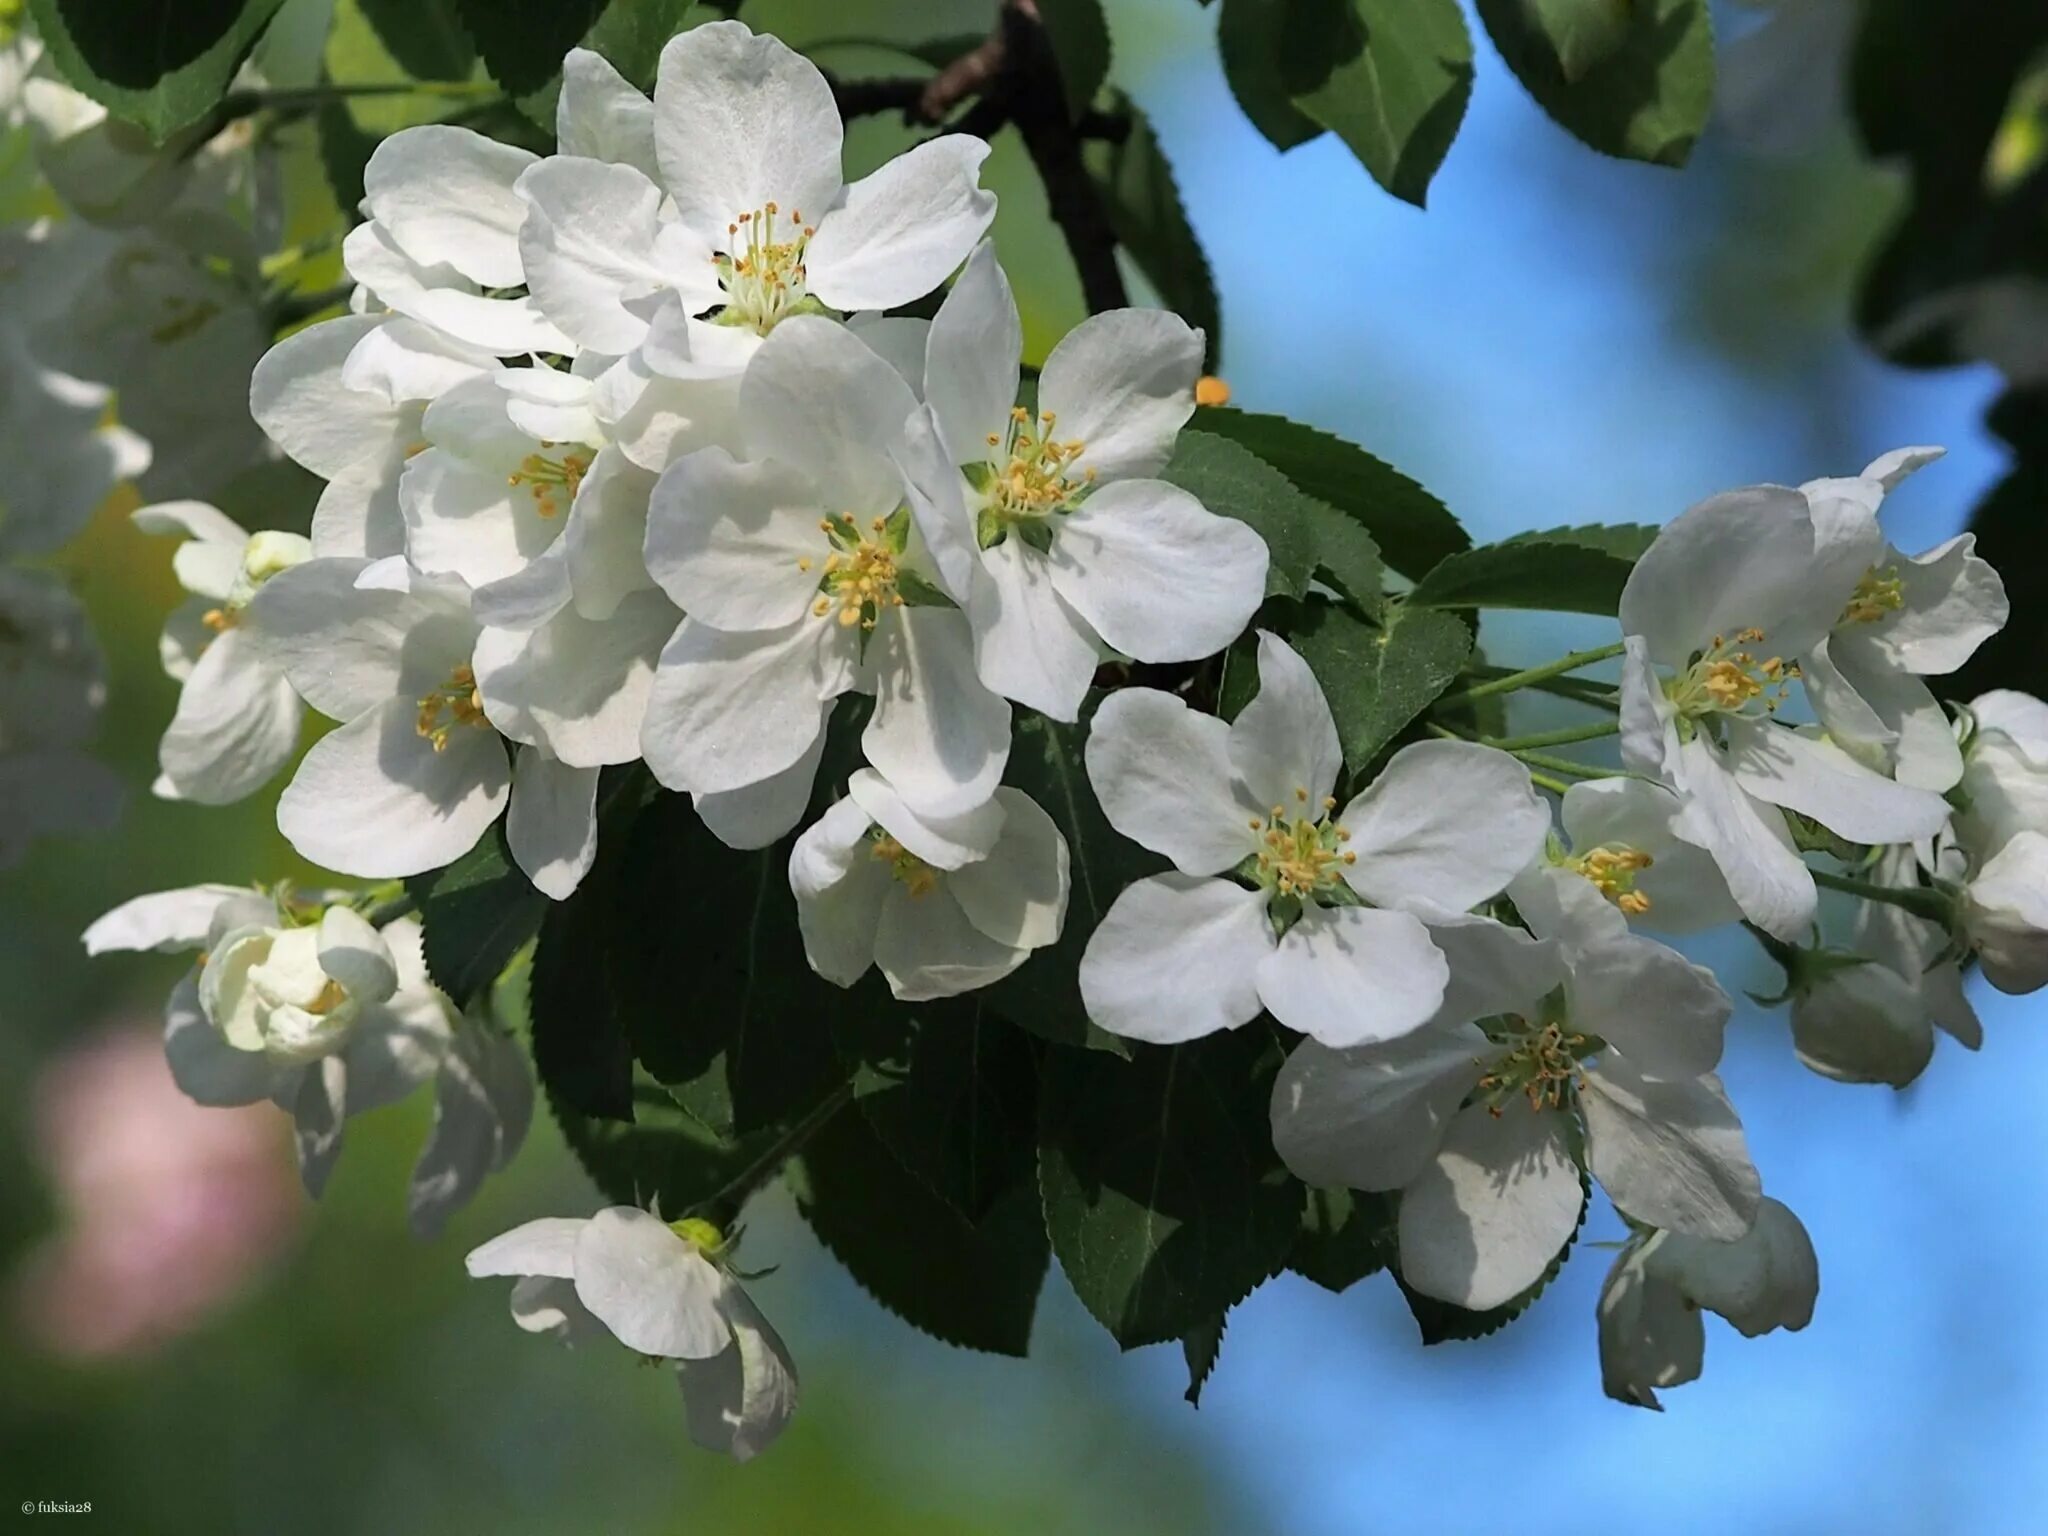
left=250, top=313, right=498, bottom=558
left=466, top=1206, right=797, bottom=1461
left=1509, top=777, right=1739, bottom=942
left=84, top=885, right=529, bottom=1228
left=1798, top=447, right=2006, bottom=790
left=19, top=74, right=199, bottom=227
left=134, top=500, right=307, bottom=805
left=1270, top=901, right=1757, bottom=1310
left=640, top=316, right=1009, bottom=829
left=892, top=242, right=1269, bottom=720
left=1619, top=482, right=1951, bottom=939
left=0, top=568, right=123, bottom=868
left=1962, top=829, right=2048, bottom=994
left=343, top=125, right=571, bottom=356
left=513, top=20, right=993, bottom=358
left=1079, top=632, right=1549, bottom=1048
left=1953, top=689, right=2048, bottom=862
left=791, top=768, right=1068, bottom=999
left=1599, top=1197, right=1818, bottom=1410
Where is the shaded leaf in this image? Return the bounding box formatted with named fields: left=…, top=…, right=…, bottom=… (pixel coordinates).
left=1086, top=100, right=1222, bottom=368
left=1037, top=0, right=1112, bottom=119
left=1406, top=522, right=1660, bottom=615
left=1281, top=0, right=1475, bottom=207
left=29, top=0, right=290, bottom=140
left=1218, top=0, right=1324, bottom=151
left=1182, top=1311, right=1228, bottom=1406
left=357, top=0, right=474, bottom=79
left=406, top=825, right=547, bottom=1007
left=1527, top=0, right=1634, bottom=81
left=1475, top=0, right=1714, bottom=167
left=1289, top=1186, right=1396, bottom=1293
left=1190, top=407, right=1469, bottom=580
left=1290, top=600, right=1473, bottom=769
left=1039, top=1030, right=1301, bottom=1348
left=515, top=0, right=700, bottom=126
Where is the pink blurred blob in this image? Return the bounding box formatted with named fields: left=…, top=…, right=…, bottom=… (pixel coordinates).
left=10, top=1024, right=302, bottom=1360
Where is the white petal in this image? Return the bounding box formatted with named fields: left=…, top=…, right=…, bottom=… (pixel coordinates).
left=789, top=795, right=890, bottom=986
left=1580, top=1060, right=1761, bottom=1240
left=738, top=316, right=917, bottom=514
left=277, top=699, right=511, bottom=878
left=1416, top=907, right=1566, bottom=1027
left=573, top=1207, right=733, bottom=1359
left=676, top=1286, right=799, bottom=1462
left=156, top=628, right=302, bottom=805
left=248, top=313, right=398, bottom=478
left=132, top=498, right=246, bottom=547
left=1086, top=685, right=1256, bottom=875
left=654, top=20, right=844, bottom=244
left=946, top=787, right=1069, bottom=950
left=597, top=354, right=744, bottom=475
left=1970, top=689, right=2048, bottom=762
left=806, top=136, right=995, bottom=312
left=1338, top=741, right=1549, bottom=911
left=1724, top=717, right=1950, bottom=844
left=846, top=766, right=1004, bottom=871
left=317, top=905, right=399, bottom=1004
left=1078, top=874, right=1271, bottom=1043
left=1648, top=1196, right=1818, bottom=1338
left=245, top=557, right=449, bottom=721
left=1037, top=308, right=1203, bottom=483
left=642, top=447, right=826, bottom=630
left=1618, top=485, right=1833, bottom=665
left=508, top=752, right=601, bottom=900
left=363, top=124, right=535, bottom=287
left=861, top=608, right=1011, bottom=818
left=343, top=221, right=571, bottom=356
left=1256, top=904, right=1448, bottom=1048
left=474, top=591, right=674, bottom=767
left=1558, top=776, right=1740, bottom=935
left=1618, top=634, right=1679, bottom=777
left=312, top=455, right=409, bottom=559
left=340, top=316, right=497, bottom=403
left=1398, top=1104, right=1581, bottom=1311
left=566, top=447, right=659, bottom=621
left=1228, top=629, right=1343, bottom=812
left=1966, top=831, right=2048, bottom=994
left=967, top=536, right=1102, bottom=721
left=294, top=1055, right=349, bottom=1198
left=557, top=48, right=660, bottom=179
left=163, top=973, right=281, bottom=1106
left=1566, top=933, right=1730, bottom=1078
left=467, top=1216, right=587, bottom=1279
left=1505, top=862, right=1630, bottom=951
left=694, top=732, right=826, bottom=850
left=1790, top=961, right=1933, bottom=1088
left=1050, top=479, right=1269, bottom=663
left=510, top=1275, right=609, bottom=1344
left=84, top=884, right=245, bottom=955
left=875, top=884, right=1028, bottom=1000
left=1669, top=734, right=1814, bottom=941
left=641, top=617, right=849, bottom=794
left=516, top=156, right=680, bottom=354
left=1880, top=532, right=2007, bottom=675
left=410, top=1021, right=533, bottom=1235
left=1597, top=1245, right=1703, bottom=1410
left=890, top=402, right=979, bottom=602
left=843, top=313, right=930, bottom=396
left=923, top=240, right=1019, bottom=463
left=1269, top=1021, right=1491, bottom=1192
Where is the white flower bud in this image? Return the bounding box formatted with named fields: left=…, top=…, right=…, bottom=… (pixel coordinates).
left=1789, top=957, right=1934, bottom=1089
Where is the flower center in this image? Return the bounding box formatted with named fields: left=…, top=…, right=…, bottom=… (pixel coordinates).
left=1478, top=1018, right=1587, bottom=1114
left=714, top=202, right=815, bottom=335
left=870, top=832, right=939, bottom=897
left=806, top=509, right=909, bottom=631
left=1565, top=843, right=1654, bottom=915
left=668, top=1216, right=726, bottom=1256
left=1249, top=790, right=1356, bottom=901
left=415, top=664, right=488, bottom=750
left=205, top=530, right=311, bottom=634
left=1840, top=565, right=1905, bottom=626
left=973, top=406, right=1094, bottom=549
left=1665, top=629, right=1797, bottom=725
left=506, top=443, right=591, bottom=519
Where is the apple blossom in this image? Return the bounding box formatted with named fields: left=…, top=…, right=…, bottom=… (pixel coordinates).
left=467, top=1206, right=797, bottom=1461
left=134, top=499, right=308, bottom=805
left=1079, top=631, right=1549, bottom=1048
left=1511, top=776, right=1739, bottom=941
left=1953, top=689, right=2048, bottom=862
left=791, top=768, right=1069, bottom=1000
left=1618, top=481, right=1950, bottom=939
left=893, top=241, right=1269, bottom=720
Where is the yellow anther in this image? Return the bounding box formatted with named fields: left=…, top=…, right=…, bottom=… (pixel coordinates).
left=1250, top=805, right=1355, bottom=900
left=1668, top=629, right=1798, bottom=723
left=715, top=201, right=814, bottom=333
left=1566, top=843, right=1655, bottom=914
left=871, top=834, right=939, bottom=898
left=1195, top=375, right=1231, bottom=407
left=414, top=663, right=492, bottom=752
left=202, top=607, right=234, bottom=633
left=507, top=448, right=591, bottom=519
left=1842, top=565, right=1906, bottom=626
left=1478, top=1019, right=1586, bottom=1115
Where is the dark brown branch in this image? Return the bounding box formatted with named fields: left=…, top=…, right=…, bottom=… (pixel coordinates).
left=828, top=74, right=929, bottom=122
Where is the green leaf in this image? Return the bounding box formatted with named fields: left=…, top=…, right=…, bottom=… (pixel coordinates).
left=1526, top=0, right=1634, bottom=81
left=1190, top=408, right=1469, bottom=580
left=1162, top=429, right=1383, bottom=611
left=458, top=0, right=691, bottom=98
left=1181, top=1312, right=1228, bottom=1406
left=28, top=0, right=290, bottom=140
left=515, top=0, right=700, bottom=125
left=357, top=0, right=474, bottom=79
left=1039, top=1030, right=1302, bottom=1348
left=1475, top=0, right=1715, bottom=168
left=405, top=824, right=549, bottom=1007
left=1395, top=1164, right=1588, bottom=1342
left=791, top=1109, right=1051, bottom=1356
left=1085, top=101, right=1222, bottom=369
left=1037, top=0, right=1111, bottom=119
left=1281, top=0, right=1475, bottom=207
left=982, top=712, right=1156, bottom=1055
left=832, top=996, right=1041, bottom=1224
left=529, top=868, right=636, bottom=1125
left=315, top=99, right=379, bottom=217
left=1406, top=522, right=1660, bottom=614
left=1290, top=599, right=1473, bottom=769
left=1289, top=1186, right=1396, bottom=1292
left=1218, top=0, right=1325, bottom=151
left=550, top=1071, right=783, bottom=1216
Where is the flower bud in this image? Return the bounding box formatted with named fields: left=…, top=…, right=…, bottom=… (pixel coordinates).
left=1789, top=957, right=1933, bottom=1088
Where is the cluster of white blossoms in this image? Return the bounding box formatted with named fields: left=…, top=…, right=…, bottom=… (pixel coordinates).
left=76, top=18, right=2048, bottom=1452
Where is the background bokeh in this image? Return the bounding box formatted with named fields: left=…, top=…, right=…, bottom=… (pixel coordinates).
left=3, top=0, right=2040, bottom=1530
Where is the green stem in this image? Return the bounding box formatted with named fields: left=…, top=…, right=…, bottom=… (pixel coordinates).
left=689, top=1079, right=857, bottom=1221
left=1435, top=640, right=1627, bottom=710
left=1526, top=770, right=1573, bottom=796
left=1480, top=719, right=1621, bottom=752
left=1457, top=666, right=1620, bottom=711
left=1810, top=867, right=1954, bottom=926
left=1513, top=749, right=1619, bottom=781
left=253, top=81, right=497, bottom=107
